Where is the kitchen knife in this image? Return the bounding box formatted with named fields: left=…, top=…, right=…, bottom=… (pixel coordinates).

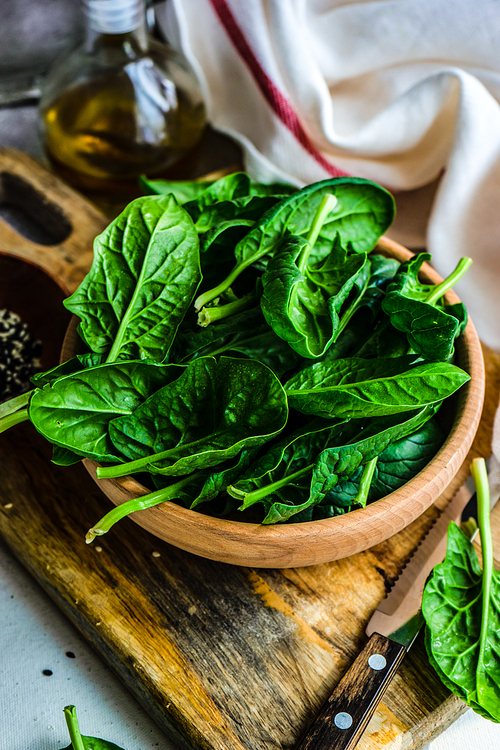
left=295, top=484, right=488, bottom=750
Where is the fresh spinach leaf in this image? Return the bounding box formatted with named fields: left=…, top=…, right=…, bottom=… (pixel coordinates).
left=285, top=357, right=469, bottom=419
left=64, top=195, right=201, bottom=363
left=31, top=353, right=105, bottom=386
left=140, top=175, right=213, bottom=202
left=423, top=458, right=500, bottom=722
left=189, top=448, right=260, bottom=510
left=322, top=417, right=444, bottom=507
left=261, top=232, right=368, bottom=358
left=51, top=445, right=83, bottom=466
left=228, top=419, right=343, bottom=508
left=229, top=406, right=437, bottom=523
left=63, top=704, right=125, bottom=750
left=382, top=253, right=471, bottom=361
left=308, top=406, right=439, bottom=508
left=29, top=361, right=181, bottom=462
left=195, top=177, right=395, bottom=311
left=97, top=356, right=288, bottom=478
left=170, top=306, right=303, bottom=376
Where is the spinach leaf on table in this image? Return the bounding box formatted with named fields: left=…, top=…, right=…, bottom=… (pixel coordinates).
left=63, top=704, right=125, bottom=750
left=285, top=356, right=469, bottom=419
left=28, top=361, right=181, bottom=462
left=195, top=177, right=396, bottom=311
left=260, top=233, right=369, bottom=358
left=382, top=253, right=470, bottom=361
left=422, top=458, right=500, bottom=722
left=98, top=356, right=288, bottom=478
left=64, top=195, right=201, bottom=363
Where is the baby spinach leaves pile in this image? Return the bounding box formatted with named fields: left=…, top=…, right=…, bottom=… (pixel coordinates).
left=422, top=458, right=500, bottom=722
left=0, top=172, right=472, bottom=541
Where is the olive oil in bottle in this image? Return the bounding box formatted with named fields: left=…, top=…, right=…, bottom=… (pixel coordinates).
left=39, top=0, right=206, bottom=210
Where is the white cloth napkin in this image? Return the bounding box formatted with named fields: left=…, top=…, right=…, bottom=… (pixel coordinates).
left=157, top=0, right=500, bottom=350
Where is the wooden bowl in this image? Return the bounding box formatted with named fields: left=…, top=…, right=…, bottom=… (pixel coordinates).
left=62, top=237, right=485, bottom=568
left=0, top=250, right=72, bottom=372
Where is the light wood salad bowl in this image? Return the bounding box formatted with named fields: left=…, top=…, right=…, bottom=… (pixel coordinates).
left=62, top=237, right=485, bottom=568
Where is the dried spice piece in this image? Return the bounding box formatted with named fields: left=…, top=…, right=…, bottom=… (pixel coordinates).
left=0, top=309, right=41, bottom=401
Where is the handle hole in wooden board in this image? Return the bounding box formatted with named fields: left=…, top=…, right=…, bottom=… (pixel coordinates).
left=0, top=172, right=72, bottom=245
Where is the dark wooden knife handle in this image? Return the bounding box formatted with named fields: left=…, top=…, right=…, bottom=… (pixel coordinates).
left=296, top=633, right=406, bottom=750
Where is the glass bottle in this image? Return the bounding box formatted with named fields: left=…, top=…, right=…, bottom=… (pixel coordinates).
left=39, top=0, right=206, bottom=210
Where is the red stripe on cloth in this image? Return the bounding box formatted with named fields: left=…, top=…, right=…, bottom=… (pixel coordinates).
left=208, top=0, right=349, bottom=178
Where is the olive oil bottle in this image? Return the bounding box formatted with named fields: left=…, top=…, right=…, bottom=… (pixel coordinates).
left=39, top=0, right=206, bottom=211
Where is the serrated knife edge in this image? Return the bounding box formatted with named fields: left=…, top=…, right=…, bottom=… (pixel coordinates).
left=366, top=485, right=472, bottom=638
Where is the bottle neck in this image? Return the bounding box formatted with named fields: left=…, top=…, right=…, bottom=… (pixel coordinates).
left=83, top=0, right=148, bottom=52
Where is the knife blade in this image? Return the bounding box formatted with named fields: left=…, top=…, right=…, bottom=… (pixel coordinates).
left=295, top=484, right=487, bottom=750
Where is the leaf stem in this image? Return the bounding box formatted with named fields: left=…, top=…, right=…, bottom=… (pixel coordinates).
left=97, top=432, right=222, bottom=478
left=470, top=457, right=493, bottom=696
left=0, top=390, right=31, bottom=420
left=197, top=290, right=256, bottom=327
left=297, top=194, right=338, bottom=274
left=228, top=464, right=313, bottom=508
left=355, top=457, right=378, bottom=508
left=424, top=257, right=472, bottom=306
left=335, top=272, right=370, bottom=340
left=86, top=476, right=196, bottom=543
left=194, top=260, right=253, bottom=312
left=0, top=407, right=30, bottom=434
left=63, top=705, right=86, bottom=750
left=194, top=192, right=338, bottom=311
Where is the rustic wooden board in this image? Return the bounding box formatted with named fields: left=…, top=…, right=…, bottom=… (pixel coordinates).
left=0, top=147, right=106, bottom=292
left=0, top=348, right=498, bottom=750
left=1, top=148, right=500, bottom=750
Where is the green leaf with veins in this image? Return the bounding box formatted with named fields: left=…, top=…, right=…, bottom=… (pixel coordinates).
left=63, top=704, right=125, bottom=750
left=63, top=195, right=201, bottom=363
left=422, top=458, right=500, bottom=721
left=140, top=175, right=214, bottom=202
left=28, top=361, right=181, bottom=462
left=308, top=406, right=439, bottom=508
left=285, top=356, right=469, bottom=419
left=195, top=177, right=395, bottom=310
left=228, top=406, right=436, bottom=524
left=31, top=353, right=105, bottom=386
left=170, top=306, right=303, bottom=376
left=261, top=233, right=369, bottom=358
left=98, top=356, right=288, bottom=478
left=382, top=253, right=471, bottom=362
left=322, top=417, right=444, bottom=507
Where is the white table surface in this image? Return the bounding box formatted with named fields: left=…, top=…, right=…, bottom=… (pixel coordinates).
left=0, top=104, right=498, bottom=750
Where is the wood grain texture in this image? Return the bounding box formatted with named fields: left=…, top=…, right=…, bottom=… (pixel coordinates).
left=0, top=148, right=106, bottom=291
left=62, top=240, right=486, bottom=568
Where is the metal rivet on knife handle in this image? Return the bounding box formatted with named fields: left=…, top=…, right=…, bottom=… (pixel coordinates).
left=296, top=633, right=406, bottom=750
left=333, top=712, right=352, bottom=729
left=368, top=653, right=387, bottom=670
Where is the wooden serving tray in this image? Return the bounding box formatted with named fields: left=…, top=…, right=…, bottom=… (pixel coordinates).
left=1, top=149, right=499, bottom=750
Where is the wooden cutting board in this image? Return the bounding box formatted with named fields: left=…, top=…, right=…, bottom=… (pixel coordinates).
left=1, top=148, right=499, bottom=750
